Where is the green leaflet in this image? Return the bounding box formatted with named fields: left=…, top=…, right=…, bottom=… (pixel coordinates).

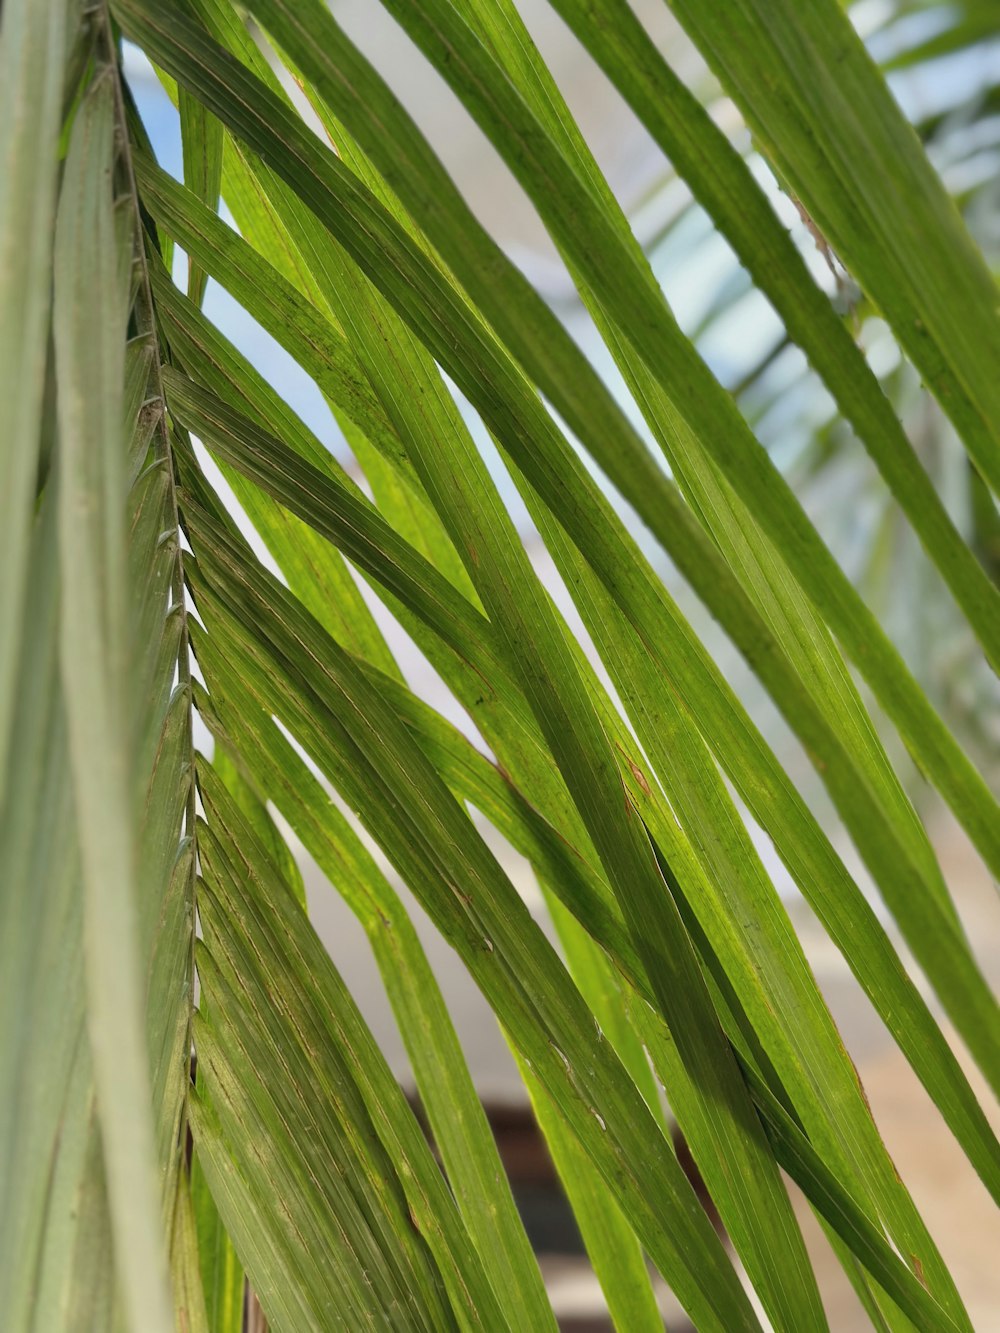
left=168, top=305, right=992, bottom=1322
left=178, top=87, right=222, bottom=306
left=190, top=1147, right=244, bottom=1333
left=387, top=26, right=970, bottom=1321
left=136, top=102, right=987, bottom=1056
left=163, top=369, right=517, bottom=692
left=546, top=0, right=1000, bottom=674
left=163, top=334, right=1000, bottom=1234
left=187, top=473, right=955, bottom=1326
left=134, top=150, right=407, bottom=477
left=148, top=143, right=645, bottom=1071
left=296, top=153, right=822, bottom=1333
left=196, top=764, right=510, bottom=1330
left=211, top=744, right=306, bottom=908
left=151, top=266, right=404, bottom=680
left=125, top=0, right=1000, bottom=1121
left=192, top=656, right=557, bottom=1331
left=519, top=483, right=969, bottom=1324
left=666, top=0, right=1000, bottom=496
left=182, top=495, right=763, bottom=1332
left=137, top=142, right=478, bottom=610
left=183, top=499, right=962, bottom=1330
left=192, top=604, right=639, bottom=1030
left=169, top=1168, right=210, bottom=1333
left=177, top=370, right=555, bottom=1324
left=187, top=1086, right=318, bottom=1333
left=359, top=0, right=994, bottom=978
left=146, top=5, right=1000, bottom=1071
left=180, top=0, right=707, bottom=609
left=184, top=469, right=686, bottom=1329
left=301, top=0, right=1000, bottom=892
left=737, top=1061, right=964, bottom=1333
left=139, top=158, right=1000, bottom=1221
left=168, top=316, right=819, bottom=1324
left=139, top=93, right=997, bottom=1071
left=518, top=901, right=666, bottom=1332
left=517, top=1054, right=666, bottom=1333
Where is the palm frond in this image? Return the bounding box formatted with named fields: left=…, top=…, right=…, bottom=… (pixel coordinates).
left=4, top=0, right=1000, bottom=1328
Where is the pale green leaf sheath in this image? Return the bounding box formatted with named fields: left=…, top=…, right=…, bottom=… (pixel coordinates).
left=0, top=0, right=66, bottom=798
left=54, top=70, right=173, bottom=1333
left=1, top=2, right=201, bottom=1326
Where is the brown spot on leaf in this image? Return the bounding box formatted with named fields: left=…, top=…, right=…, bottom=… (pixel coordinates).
left=792, top=195, right=838, bottom=279
left=616, top=741, right=652, bottom=796
left=627, top=757, right=651, bottom=796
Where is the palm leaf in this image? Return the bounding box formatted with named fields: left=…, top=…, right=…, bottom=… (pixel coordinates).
left=5, top=0, right=1000, bottom=1327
